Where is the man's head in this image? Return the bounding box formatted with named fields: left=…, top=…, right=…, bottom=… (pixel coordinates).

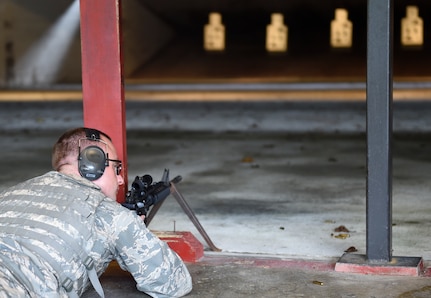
left=52, top=127, right=124, bottom=199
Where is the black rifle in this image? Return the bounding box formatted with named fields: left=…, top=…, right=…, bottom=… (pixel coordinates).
left=123, top=168, right=221, bottom=252
left=122, top=169, right=181, bottom=218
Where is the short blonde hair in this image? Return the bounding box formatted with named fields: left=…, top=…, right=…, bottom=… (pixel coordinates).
left=51, top=127, right=111, bottom=170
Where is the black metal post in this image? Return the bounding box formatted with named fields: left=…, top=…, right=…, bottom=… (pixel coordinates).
left=337, top=1, right=422, bottom=274
left=366, top=0, right=393, bottom=262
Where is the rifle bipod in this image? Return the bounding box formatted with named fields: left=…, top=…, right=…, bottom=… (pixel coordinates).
left=145, top=178, right=221, bottom=252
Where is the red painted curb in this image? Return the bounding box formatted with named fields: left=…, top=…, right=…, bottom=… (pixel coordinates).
left=197, top=255, right=336, bottom=272
left=155, top=231, right=204, bottom=263
left=335, top=253, right=424, bottom=276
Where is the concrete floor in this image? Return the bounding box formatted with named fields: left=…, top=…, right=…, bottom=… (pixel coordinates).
left=2, top=99, right=431, bottom=297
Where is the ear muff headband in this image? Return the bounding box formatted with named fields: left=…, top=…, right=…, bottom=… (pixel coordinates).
left=78, top=128, right=109, bottom=181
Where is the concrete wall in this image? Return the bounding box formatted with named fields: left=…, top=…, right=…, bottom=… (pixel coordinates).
left=0, top=0, right=174, bottom=88
left=122, top=0, right=174, bottom=78
left=1, top=0, right=430, bottom=88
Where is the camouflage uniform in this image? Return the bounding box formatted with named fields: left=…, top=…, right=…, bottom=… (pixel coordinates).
left=0, top=171, right=192, bottom=298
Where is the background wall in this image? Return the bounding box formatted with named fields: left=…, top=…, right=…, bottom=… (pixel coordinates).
left=0, top=0, right=430, bottom=88
left=0, top=0, right=174, bottom=87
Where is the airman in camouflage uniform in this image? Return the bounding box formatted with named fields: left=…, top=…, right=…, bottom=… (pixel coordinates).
left=0, top=127, right=192, bottom=297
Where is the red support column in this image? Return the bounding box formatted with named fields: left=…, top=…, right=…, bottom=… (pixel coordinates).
left=79, top=0, right=127, bottom=202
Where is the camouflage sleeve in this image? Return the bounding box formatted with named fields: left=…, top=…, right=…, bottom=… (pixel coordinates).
left=94, top=200, right=192, bottom=298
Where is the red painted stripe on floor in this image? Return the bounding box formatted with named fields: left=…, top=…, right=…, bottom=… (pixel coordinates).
left=197, top=255, right=336, bottom=271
